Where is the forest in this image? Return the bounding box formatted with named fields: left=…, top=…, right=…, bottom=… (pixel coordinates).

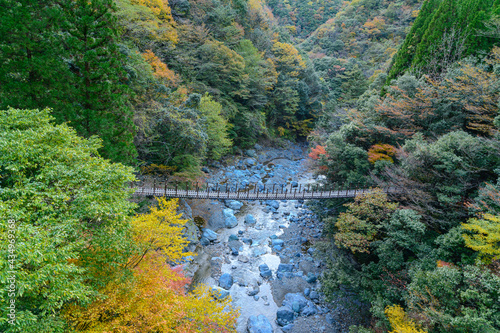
left=1, top=0, right=500, bottom=332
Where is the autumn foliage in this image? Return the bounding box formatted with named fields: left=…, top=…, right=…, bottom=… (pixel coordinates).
left=334, top=189, right=398, bottom=253
left=65, top=198, right=238, bottom=332
left=142, top=50, right=179, bottom=86
left=309, top=144, right=327, bottom=160
left=367, top=143, right=396, bottom=164
left=385, top=305, right=427, bottom=333
left=65, top=253, right=237, bottom=333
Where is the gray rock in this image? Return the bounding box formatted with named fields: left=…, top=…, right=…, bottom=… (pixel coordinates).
left=259, top=264, right=272, bottom=278
left=245, top=149, right=257, bottom=158
left=271, top=239, right=284, bottom=247
left=249, top=174, right=262, bottom=183
left=291, top=181, right=298, bottom=188
left=325, top=313, right=336, bottom=325
left=254, top=144, right=263, bottom=151
left=225, top=200, right=243, bottom=211
left=306, top=273, right=317, bottom=284
left=202, top=228, right=218, bottom=242
left=245, top=158, right=257, bottom=166
left=259, top=264, right=270, bottom=272
left=302, top=304, right=317, bottom=316
left=252, top=248, right=267, bottom=257
left=228, top=234, right=239, bottom=241
left=309, top=290, right=319, bottom=300
left=200, top=237, right=210, bottom=246
left=247, top=285, right=260, bottom=296
left=219, top=273, right=233, bottom=290
left=277, top=264, right=293, bottom=272
left=242, top=238, right=253, bottom=245
left=282, top=293, right=308, bottom=314
left=247, top=315, right=273, bottom=333
left=303, top=288, right=311, bottom=297
left=245, top=214, right=257, bottom=225
left=202, top=167, right=210, bottom=173
left=223, top=208, right=238, bottom=228
left=276, top=307, right=295, bottom=326
left=238, top=256, right=249, bottom=263
left=265, top=200, right=280, bottom=209
left=281, top=324, right=294, bottom=332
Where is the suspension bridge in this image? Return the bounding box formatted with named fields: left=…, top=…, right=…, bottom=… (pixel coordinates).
left=132, top=181, right=399, bottom=200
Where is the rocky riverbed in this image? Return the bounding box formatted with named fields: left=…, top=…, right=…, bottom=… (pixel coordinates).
left=177, top=142, right=366, bottom=333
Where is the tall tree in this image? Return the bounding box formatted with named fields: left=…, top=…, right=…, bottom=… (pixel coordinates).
left=0, top=0, right=71, bottom=115
left=64, top=0, right=137, bottom=164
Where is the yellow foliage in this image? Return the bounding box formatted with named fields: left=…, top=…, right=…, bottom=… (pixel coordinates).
left=248, top=0, right=263, bottom=11
left=64, top=198, right=237, bottom=332
left=65, top=254, right=238, bottom=333
left=129, top=197, right=193, bottom=267
left=132, top=0, right=173, bottom=21
left=128, top=0, right=178, bottom=43
left=271, top=42, right=306, bottom=77
left=385, top=305, right=427, bottom=333
left=462, top=214, right=500, bottom=264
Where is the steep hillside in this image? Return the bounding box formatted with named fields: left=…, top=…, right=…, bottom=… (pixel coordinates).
left=387, top=0, right=500, bottom=82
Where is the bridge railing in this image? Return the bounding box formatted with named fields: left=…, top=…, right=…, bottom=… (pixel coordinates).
left=131, top=177, right=400, bottom=200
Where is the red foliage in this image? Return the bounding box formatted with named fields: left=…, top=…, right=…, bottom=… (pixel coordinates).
left=309, top=145, right=328, bottom=160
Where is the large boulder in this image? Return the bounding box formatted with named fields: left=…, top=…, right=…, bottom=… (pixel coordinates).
left=202, top=228, right=218, bottom=242
left=219, top=273, right=234, bottom=290
left=282, top=293, right=308, bottom=314
left=245, top=149, right=257, bottom=158
left=276, top=307, right=295, bottom=326
left=226, top=200, right=243, bottom=211
left=223, top=208, right=238, bottom=228
left=247, top=315, right=273, bottom=333
left=259, top=263, right=272, bottom=278
left=245, top=157, right=257, bottom=166
left=245, top=214, right=257, bottom=225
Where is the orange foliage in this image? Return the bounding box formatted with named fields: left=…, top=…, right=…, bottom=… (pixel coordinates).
left=309, top=145, right=328, bottom=160
left=436, top=260, right=454, bottom=268
left=142, top=50, right=179, bottom=86
left=363, top=16, right=386, bottom=35
left=368, top=144, right=396, bottom=164
left=65, top=254, right=238, bottom=333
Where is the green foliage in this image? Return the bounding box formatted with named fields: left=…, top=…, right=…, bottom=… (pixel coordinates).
left=199, top=95, right=233, bottom=160
left=388, top=0, right=500, bottom=81
left=0, top=108, right=136, bottom=332
left=0, top=0, right=137, bottom=165
left=393, top=131, right=500, bottom=229
left=64, top=0, right=137, bottom=164
left=266, top=0, right=343, bottom=39
left=321, top=130, right=371, bottom=186
left=406, top=265, right=500, bottom=332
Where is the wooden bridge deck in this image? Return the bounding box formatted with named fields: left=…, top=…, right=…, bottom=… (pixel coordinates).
left=132, top=186, right=400, bottom=200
